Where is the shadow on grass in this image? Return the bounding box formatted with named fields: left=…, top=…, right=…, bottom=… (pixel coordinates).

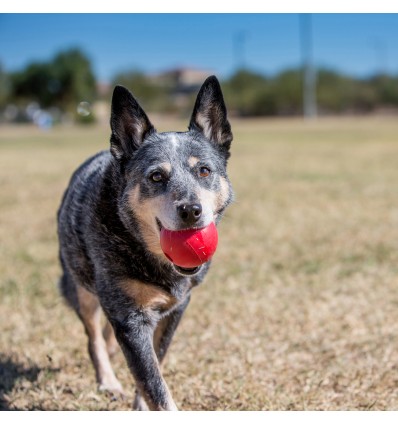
left=0, top=353, right=59, bottom=411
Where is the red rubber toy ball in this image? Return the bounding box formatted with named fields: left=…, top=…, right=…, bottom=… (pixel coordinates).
left=160, top=222, right=218, bottom=268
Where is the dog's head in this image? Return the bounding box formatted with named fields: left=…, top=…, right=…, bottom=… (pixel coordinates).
left=110, top=76, right=233, bottom=275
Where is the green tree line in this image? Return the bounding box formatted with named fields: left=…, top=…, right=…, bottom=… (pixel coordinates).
left=0, top=48, right=97, bottom=123
left=1, top=48, right=398, bottom=122
left=222, top=68, right=398, bottom=116
left=111, top=68, right=398, bottom=116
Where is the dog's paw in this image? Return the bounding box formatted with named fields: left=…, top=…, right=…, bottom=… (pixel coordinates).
left=132, top=393, right=149, bottom=411
left=98, top=379, right=126, bottom=400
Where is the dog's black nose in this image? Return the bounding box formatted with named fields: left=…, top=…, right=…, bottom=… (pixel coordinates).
left=177, top=203, right=202, bottom=226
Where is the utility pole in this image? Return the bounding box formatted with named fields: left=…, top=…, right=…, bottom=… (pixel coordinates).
left=299, top=14, right=317, bottom=118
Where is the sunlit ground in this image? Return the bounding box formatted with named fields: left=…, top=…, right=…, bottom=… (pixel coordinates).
left=1, top=116, right=398, bottom=410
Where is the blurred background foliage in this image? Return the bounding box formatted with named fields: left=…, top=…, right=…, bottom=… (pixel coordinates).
left=1, top=47, right=398, bottom=125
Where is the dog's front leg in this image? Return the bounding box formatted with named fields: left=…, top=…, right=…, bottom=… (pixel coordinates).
left=154, top=295, right=191, bottom=364
left=110, top=310, right=177, bottom=411
left=133, top=296, right=191, bottom=410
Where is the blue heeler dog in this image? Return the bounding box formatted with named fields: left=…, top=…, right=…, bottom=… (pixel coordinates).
left=57, top=76, right=233, bottom=410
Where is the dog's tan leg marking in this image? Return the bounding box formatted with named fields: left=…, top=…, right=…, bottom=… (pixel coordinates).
left=76, top=285, right=124, bottom=396
left=153, top=318, right=169, bottom=367
left=133, top=391, right=150, bottom=411
left=103, top=320, right=119, bottom=357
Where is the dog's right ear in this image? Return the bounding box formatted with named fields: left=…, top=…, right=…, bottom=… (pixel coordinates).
left=110, top=85, right=155, bottom=160
left=189, top=76, right=233, bottom=153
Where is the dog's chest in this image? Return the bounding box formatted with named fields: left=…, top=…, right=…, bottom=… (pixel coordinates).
left=118, top=279, right=190, bottom=314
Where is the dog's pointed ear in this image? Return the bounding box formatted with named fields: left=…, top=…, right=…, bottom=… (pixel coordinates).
left=188, top=76, right=233, bottom=151
left=110, top=85, right=155, bottom=160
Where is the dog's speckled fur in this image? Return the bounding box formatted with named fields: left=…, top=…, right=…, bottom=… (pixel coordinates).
left=57, top=76, right=233, bottom=410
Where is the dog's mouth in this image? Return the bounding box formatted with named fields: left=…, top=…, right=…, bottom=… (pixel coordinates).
left=156, top=218, right=163, bottom=232
left=156, top=218, right=203, bottom=276
left=174, top=265, right=202, bottom=276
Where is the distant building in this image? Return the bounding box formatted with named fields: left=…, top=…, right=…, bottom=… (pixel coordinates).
left=152, top=67, right=215, bottom=94
left=95, top=68, right=215, bottom=115
left=96, top=81, right=111, bottom=98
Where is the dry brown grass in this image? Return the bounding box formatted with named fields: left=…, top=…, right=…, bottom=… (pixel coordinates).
left=1, top=116, right=398, bottom=410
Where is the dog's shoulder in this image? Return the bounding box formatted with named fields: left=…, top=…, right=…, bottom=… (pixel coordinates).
left=59, top=150, right=110, bottom=215
left=69, top=150, right=111, bottom=193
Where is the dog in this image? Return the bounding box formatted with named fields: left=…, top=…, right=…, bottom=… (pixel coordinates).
left=57, top=76, right=233, bottom=410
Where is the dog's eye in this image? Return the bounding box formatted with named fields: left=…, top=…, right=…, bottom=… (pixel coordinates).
left=150, top=172, right=164, bottom=183
left=199, top=167, right=211, bottom=178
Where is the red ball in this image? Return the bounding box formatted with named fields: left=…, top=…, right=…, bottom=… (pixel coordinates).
left=160, top=222, right=218, bottom=268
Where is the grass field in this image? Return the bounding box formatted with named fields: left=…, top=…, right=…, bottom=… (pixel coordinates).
left=1, top=116, right=398, bottom=411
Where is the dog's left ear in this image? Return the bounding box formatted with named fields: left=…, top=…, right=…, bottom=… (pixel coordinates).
left=189, top=76, right=233, bottom=152
left=110, top=85, right=155, bottom=160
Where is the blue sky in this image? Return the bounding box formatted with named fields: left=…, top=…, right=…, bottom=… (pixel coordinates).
left=1, top=13, right=398, bottom=82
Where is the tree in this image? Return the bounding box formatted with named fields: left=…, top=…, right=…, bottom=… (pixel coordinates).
left=10, top=48, right=97, bottom=118
left=223, top=68, right=303, bottom=116
left=222, top=69, right=270, bottom=116
left=369, top=74, right=398, bottom=107
left=271, top=69, right=303, bottom=115
left=112, top=71, right=171, bottom=112
left=11, top=62, right=55, bottom=107
left=0, top=63, right=11, bottom=107
left=51, top=49, right=97, bottom=111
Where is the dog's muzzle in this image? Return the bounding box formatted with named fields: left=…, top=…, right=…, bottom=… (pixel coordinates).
left=174, top=265, right=202, bottom=276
